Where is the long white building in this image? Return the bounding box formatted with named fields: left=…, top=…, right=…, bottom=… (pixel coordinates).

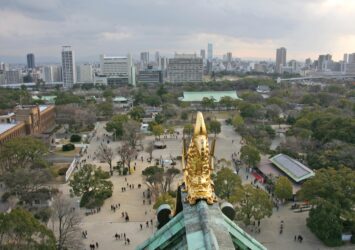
left=100, top=54, right=135, bottom=85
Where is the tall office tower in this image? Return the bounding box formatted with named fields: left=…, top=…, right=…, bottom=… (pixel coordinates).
left=200, top=49, right=206, bottom=60
left=160, top=57, right=168, bottom=70
left=27, top=53, right=35, bottom=69
left=76, top=64, right=93, bottom=83
left=155, top=51, right=160, bottom=65
left=226, top=52, right=233, bottom=63
left=43, top=66, right=53, bottom=83
left=317, top=54, right=332, bottom=72
left=140, top=52, right=149, bottom=68
left=167, top=53, right=203, bottom=83
left=348, top=53, right=355, bottom=63
left=343, top=54, right=349, bottom=63
left=100, top=54, right=135, bottom=85
left=207, top=43, right=213, bottom=61
left=61, top=46, right=76, bottom=87
left=275, top=47, right=287, bottom=74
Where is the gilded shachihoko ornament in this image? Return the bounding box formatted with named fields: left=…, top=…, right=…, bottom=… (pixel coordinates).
left=182, top=112, right=217, bottom=205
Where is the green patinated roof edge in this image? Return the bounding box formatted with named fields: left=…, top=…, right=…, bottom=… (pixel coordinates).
left=221, top=213, right=267, bottom=250
left=180, top=91, right=241, bottom=102
left=136, top=212, right=185, bottom=250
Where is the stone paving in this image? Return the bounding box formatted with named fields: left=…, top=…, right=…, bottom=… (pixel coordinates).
left=57, top=121, right=352, bottom=250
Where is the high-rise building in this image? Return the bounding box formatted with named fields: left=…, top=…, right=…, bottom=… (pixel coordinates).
left=61, top=46, right=76, bottom=87
left=167, top=53, right=203, bottom=83
left=27, top=53, right=35, bottom=69
left=100, top=54, right=135, bottom=85
left=155, top=51, right=160, bottom=65
left=76, top=64, right=93, bottom=83
left=226, top=52, right=233, bottom=63
left=200, top=49, right=206, bottom=60
left=317, top=54, right=332, bottom=72
left=275, top=47, right=287, bottom=74
left=5, top=70, right=22, bottom=84
left=207, top=43, right=213, bottom=61
left=140, top=52, right=149, bottom=68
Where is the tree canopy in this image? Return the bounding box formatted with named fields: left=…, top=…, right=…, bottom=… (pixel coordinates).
left=69, top=164, right=113, bottom=208
left=240, top=144, right=261, bottom=168
left=274, top=176, right=293, bottom=201
left=0, top=208, right=56, bottom=249
left=235, top=184, right=273, bottom=225
left=214, top=168, right=242, bottom=203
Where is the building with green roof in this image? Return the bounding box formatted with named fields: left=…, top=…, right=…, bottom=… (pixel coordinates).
left=180, top=91, right=241, bottom=102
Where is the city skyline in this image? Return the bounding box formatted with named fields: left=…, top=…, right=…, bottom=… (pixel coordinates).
left=1, top=0, right=355, bottom=63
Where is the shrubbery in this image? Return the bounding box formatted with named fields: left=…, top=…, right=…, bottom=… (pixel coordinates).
left=57, top=167, right=68, bottom=176
left=70, top=134, right=82, bottom=143
left=62, top=143, right=75, bottom=151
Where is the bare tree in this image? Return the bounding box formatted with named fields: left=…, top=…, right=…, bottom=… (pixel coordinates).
left=123, top=120, right=142, bottom=149
left=117, top=143, right=136, bottom=170
left=145, top=141, right=154, bottom=160
left=51, top=195, right=83, bottom=250
left=97, top=143, right=115, bottom=173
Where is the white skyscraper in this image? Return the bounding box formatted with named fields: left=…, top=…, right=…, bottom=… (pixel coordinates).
left=61, top=46, right=76, bottom=87
left=207, top=43, right=213, bottom=61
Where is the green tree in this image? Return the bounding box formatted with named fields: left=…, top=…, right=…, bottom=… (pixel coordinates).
left=307, top=201, right=343, bottom=247
left=97, top=101, right=113, bottom=117
left=163, top=167, right=181, bottom=192
left=214, top=168, right=242, bottom=203
left=235, top=184, right=273, bottom=225
left=207, top=120, right=221, bottom=135
left=297, top=167, right=355, bottom=221
left=0, top=136, right=48, bottom=172
left=129, top=106, right=145, bottom=121
left=201, top=97, right=215, bottom=110
left=0, top=208, right=56, bottom=249
left=240, top=145, right=261, bottom=168
left=152, top=124, right=164, bottom=140
left=274, top=176, right=293, bottom=201
left=105, top=114, right=128, bottom=139
left=231, top=114, right=244, bottom=128
left=69, top=164, right=113, bottom=208
left=219, top=96, right=234, bottom=109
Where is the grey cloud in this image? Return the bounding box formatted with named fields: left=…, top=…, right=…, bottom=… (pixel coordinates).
left=0, top=0, right=355, bottom=61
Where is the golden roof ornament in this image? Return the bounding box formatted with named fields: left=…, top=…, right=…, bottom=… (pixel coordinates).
left=182, top=112, right=217, bottom=205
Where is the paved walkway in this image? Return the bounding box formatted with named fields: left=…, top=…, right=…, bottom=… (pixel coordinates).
left=56, top=121, right=351, bottom=250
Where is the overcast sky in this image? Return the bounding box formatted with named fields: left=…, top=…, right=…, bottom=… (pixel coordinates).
left=1, top=0, right=355, bottom=63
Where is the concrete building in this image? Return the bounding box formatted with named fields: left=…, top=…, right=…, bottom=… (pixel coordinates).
left=0, top=105, right=55, bottom=145
left=226, top=52, right=233, bottom=63
left=5, top=70, right=22, bottom=84
left=44, top=65, right=62, bottom=83
left=167, top=54, right=203, bottom=83
left=207, top=43, right=213, bottom=61
left=100, top=54, right=135, bottom=85
left=138, top=65, right=163, bottom=84
left=275, top=47, right=287, bottom=74
left=317, top=54, right=332, bottom=72
left=140, top=52, right=149, bottom=69
left=27, top=53, right=35, bottom=69
left=61, top=46, right=76, bottom=87
left=76, top=64, right=93, bottom=83
left=200, top=49, right=206, bottom=60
